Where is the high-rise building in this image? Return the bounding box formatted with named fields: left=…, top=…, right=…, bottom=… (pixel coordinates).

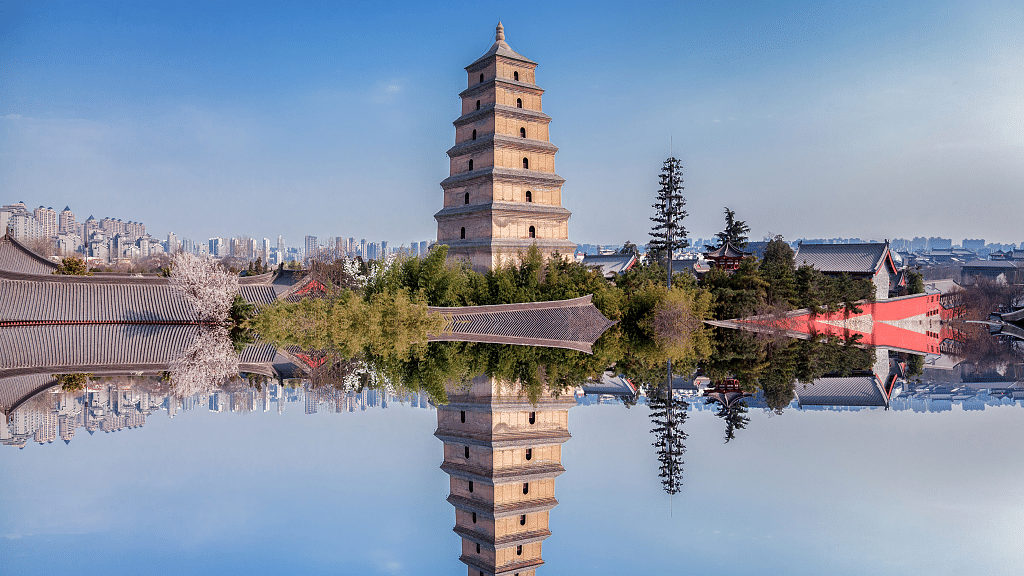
left=305, top=235, right=318, bottom=263
left=166, top=232, right=179, bottom=254
left=435, top=376, right=573, bottom=575
left=359, top=238, right=367, bottom=260
left=33, top=206, right=57, bottom=238
left=434, top=23, right=575, bottom=271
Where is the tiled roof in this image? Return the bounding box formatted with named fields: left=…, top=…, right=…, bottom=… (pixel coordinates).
left=0, top=373, right=56, bottom=414
left=962, top=260, right=1019, bottom=269
left=582, top=254, right=636, bottom=277
left=0, top=324, right=201, bottom=371
left=428, top=295, right=616, bottom=354
left=745, top=241, right=770, bottom=260
left=794, top=375, right=887, bottom=407
left=705, top=242, right=751, bottom=259
left=0, top=273, right=200, bottom=323
left=0, top=235, right=59, bottom=274
left=793, top=242, right=890, bottom=274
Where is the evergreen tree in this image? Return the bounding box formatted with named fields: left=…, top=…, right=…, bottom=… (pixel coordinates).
left=759, top=237, right=797, bottom=307
left=714, top=207, right=750, bottom=248
left=648, top=157, right=688, bottom=285
left=648, top=364, right=687, bottom=495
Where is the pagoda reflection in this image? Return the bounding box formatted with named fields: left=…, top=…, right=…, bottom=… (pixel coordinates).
left=435, top=375, right=574, bottom=576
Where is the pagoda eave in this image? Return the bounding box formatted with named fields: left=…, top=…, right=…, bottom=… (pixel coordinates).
left=454, top=104, right=552, bottom=127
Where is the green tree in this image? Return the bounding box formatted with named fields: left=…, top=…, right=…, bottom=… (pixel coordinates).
left=759, top=237, right=797, bottom=307
left=906, top=270, right=925, bottom=295
left=648, top=368, right=687, bottom=495
left=648, top=157, right=688, bottom=285
left=714, top=207, right=750, bottom=249
left=53, top=256, right=91, bottom=276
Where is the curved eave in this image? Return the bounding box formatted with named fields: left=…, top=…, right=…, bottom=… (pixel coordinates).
left=454, top=104, right=552, bottom=127
left=440, top=167, right=565, bottom=189
left=460, top=78, right=545, bottom=100
left=448, top=135, right=559, bottom=158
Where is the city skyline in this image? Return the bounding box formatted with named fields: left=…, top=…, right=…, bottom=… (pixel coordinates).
left=2, top=1, right=1021, bottom=246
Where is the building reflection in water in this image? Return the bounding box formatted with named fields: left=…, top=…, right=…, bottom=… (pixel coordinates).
left=435, top=375, right=575, bottom=576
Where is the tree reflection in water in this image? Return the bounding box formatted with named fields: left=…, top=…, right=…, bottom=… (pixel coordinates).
left=648, top=360, right=687, bottom=495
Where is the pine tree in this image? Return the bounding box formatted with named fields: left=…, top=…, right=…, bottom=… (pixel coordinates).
left=714, top=207, right=750, bottom=249
left=648, top=157, right=688, bottom=286
left=648, top=361, right=687, bottom=495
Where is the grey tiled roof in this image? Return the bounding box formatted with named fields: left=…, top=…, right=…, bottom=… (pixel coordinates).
left=705, top=242, right=751, bottom=259
left=794, top=375, right=887, bottom=407
left=0, top=235, right=59, bottom=275
left=429, top=295, right=615, bottom=353
left=793, top=242, right=890, bottom=274
left=0, top=324, right=201, bottom=371
left=0, top=373, right=56, bottom=414
left=582, top=254, right=636, bottom=277
left=0, top=274, right=200, bottom=323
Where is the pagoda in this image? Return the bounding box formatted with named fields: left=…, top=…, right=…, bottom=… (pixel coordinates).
left=435, top=23, right=576, bottom=271
left=435, top=376, right=575, bottom=575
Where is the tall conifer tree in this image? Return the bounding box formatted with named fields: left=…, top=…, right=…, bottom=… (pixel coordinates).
left=648, top=157, right=688, bottom=287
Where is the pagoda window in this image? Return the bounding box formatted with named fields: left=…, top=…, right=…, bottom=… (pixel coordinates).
left=520, top=514, right=526, bottom=526
left=525, top=448, right=532, bottom=460
left=469, top=481, right=474, bottom=493
left=461, top=227, right=466, bottom=239
left=468, top=159, right=474, bottom=171
left=522, top=157, right=529, bottom=169
left=476, top=100, right=481, bottom=110
left=476, top=543, right=481, bottom=554
left=464, top=446, right=470, bottom=458
left=479, top=73, right=484, bottom=83
left=520, top=127, right=526, bottom=138
left=525, top=190, right=532, bottom=203
left=472, top=129, right=477, bottom=140
left=528, top=226, right=536, bottom=239
left=472, top=512, right=477, bottom=523
left=514, top=71, right=519, bottom=81
left=464, top=192, right=470, bottom=205
left=517, top=545, right=523, bottom=556
left=522, top=482, right=529, bottom=495
left=528, top=411, right=536, bottom=424
left=460, top=410, right=466, bottom=423
left=516, top=98, right=522, bottom=108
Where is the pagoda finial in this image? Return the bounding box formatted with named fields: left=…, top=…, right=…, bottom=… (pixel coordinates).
left=496, top=22, right=505, bottom=42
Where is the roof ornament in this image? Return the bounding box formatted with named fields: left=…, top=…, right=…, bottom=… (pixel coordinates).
left=496, top=22, right=505, bottom=42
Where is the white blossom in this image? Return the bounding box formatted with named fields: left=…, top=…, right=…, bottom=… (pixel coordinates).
left=169, top=326, right=239, bottom=398
left=169, top=252, right=239, bottom=323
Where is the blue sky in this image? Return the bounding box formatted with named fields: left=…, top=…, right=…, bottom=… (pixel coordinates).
left=3, top=399, right=1021, bottom=575
left=2, top=0, right=1022, bottom=248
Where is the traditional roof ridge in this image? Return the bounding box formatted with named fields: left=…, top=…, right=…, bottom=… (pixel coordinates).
left=704, top=241, right=752, bottom=259
left=794, top=241, right=894, bottom=274
left=0, top=233, right=60, bottom=274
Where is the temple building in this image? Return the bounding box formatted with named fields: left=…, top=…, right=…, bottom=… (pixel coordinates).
left=435, top=23, right=576, bottom=271
left=435, top=376, right=575, bottom=575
